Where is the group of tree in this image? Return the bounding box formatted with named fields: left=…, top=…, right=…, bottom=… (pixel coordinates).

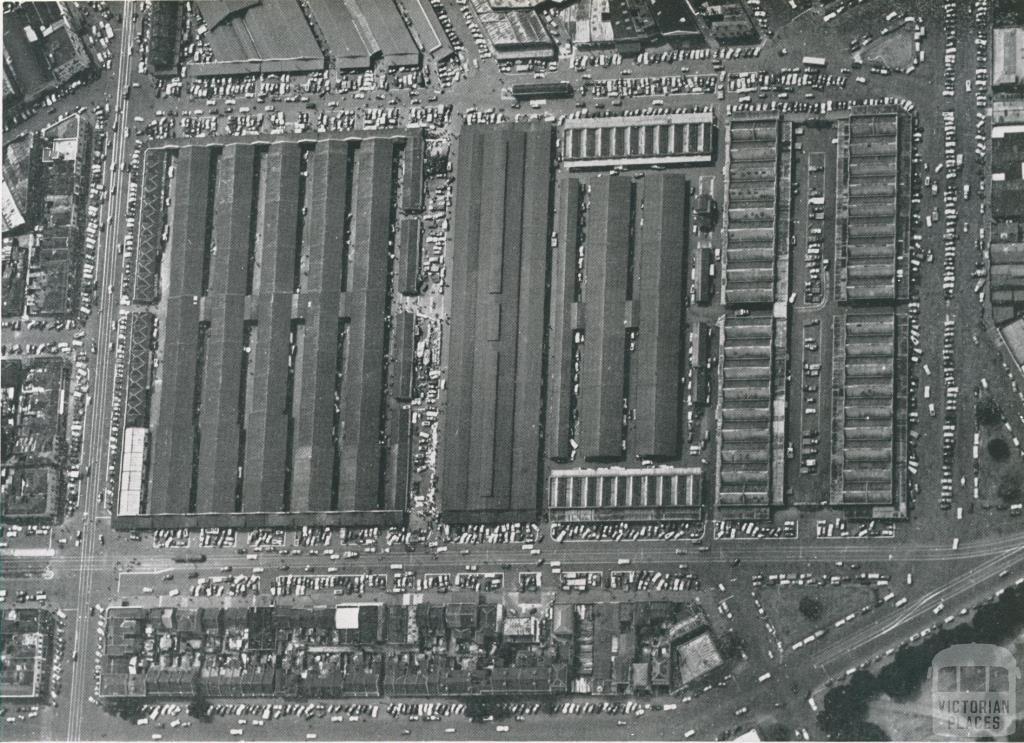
left=716, top=630, right=746, bottom=662
left=997, top=464, right=1024, bottom=505
left=798, top=595, right=824, bottom=622
left=987, top=437, right=1011, bottom=462
left=976, top=396, right=1002, bottom=427
left=818, top=584, right=1024, bottom=740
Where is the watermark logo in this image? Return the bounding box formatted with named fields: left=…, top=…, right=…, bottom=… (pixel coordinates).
left=931, top=644, right=1018, bottom=739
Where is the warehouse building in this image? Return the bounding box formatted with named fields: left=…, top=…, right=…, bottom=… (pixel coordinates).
left=195, top=0, right=324, bottom=75
left=715, top=314, right=774, bottom=521
left=120, top=133, right=421, bottom=530
left=439, top=123, right=555, bottom=524
left=0, top=609, right=53, bottom=700
left=992, top=127, right=1024, bottom=222
left=116, top=428, right=148, bottom=517
left=568, top=0, right=702, bottom=53
left=562, top=113, right=715, bottom=169
left=308, top=0, right=427, bottom=70
left=722, top=115, right=780, bottom=306
left=703, top=2, right=758, bottom=44
left=829, top=309, right=909, bottom=518
left=835, top=110, right=910, bottom=304
left=341, top=0, right=421, bottom=68
left=402, top=0, right=455, bottom=63
left=547, top=172, right=688, bottom=464
left=2, top=2, right=92, bottom=107
left=549, top=466, right=702, bottom=523
left=994, top=27, right=1024, bottom=89
left=468, top=0, right=555, bottom=60
left=306, top=0, right=374, bottom=70
left=128, top=150, right=170, bottom=304
left=991, top=222, right=1024, bottom=324
left=990, top=236, right=1024, bottom=324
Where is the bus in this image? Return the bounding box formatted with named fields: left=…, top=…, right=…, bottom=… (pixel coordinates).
left=803, top=56, right=827, bottom=68
left=172, top=552, right=207, bottom=563
left=931, top=645, right=1016, bottom=738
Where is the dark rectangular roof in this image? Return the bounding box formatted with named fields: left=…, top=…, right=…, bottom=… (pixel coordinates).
left=291, top=141, right=351, bottom=512
left=440, top=126, right=485, bottom=515
left=306, top=0, right=374, bottom=69
left=509, top=124, right=554, bottom=513
left=346, top=0, right=420, bottom=67
left=195, top=146, right=255, bottom=514
left=633, top=173, right=686, bottom=458
left=167, top=147, right=212, bottom=299
left=242, top=144, right=301, bottom=513
left=403, top=0, right=455, bottom=61
left=580, top=176, right=631, bottom=460
left=338, top=139, right=394, bottom=511
left=195, top=293, right=246, bottom=514
left=546, top=177, right=581, bottom=461
left=3, top=24, right=46, bottom=99
left=201, top=0, right=323, bottom=70
left=440, top=123, right=553, bottom=522
left=148, top=296, right=201, bottom=515
left=465, top=131, right=517, bottom=503
left=254, top=143, right=300, bottom=294
left=242, top=292, right=291, bottom=512
left=207, top=145, right=254, bottom=296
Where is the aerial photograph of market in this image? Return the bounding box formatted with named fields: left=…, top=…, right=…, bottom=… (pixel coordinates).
left=3, top=0, right=1024, bottom=741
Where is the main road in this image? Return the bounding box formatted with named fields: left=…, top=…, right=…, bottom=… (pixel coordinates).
left=63, top=3, right=137, bottom=740
left=12, top=527, right=1024, bottom=577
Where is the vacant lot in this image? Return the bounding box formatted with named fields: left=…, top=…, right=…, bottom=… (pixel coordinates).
left=759, top=583, right=878, bottom=646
